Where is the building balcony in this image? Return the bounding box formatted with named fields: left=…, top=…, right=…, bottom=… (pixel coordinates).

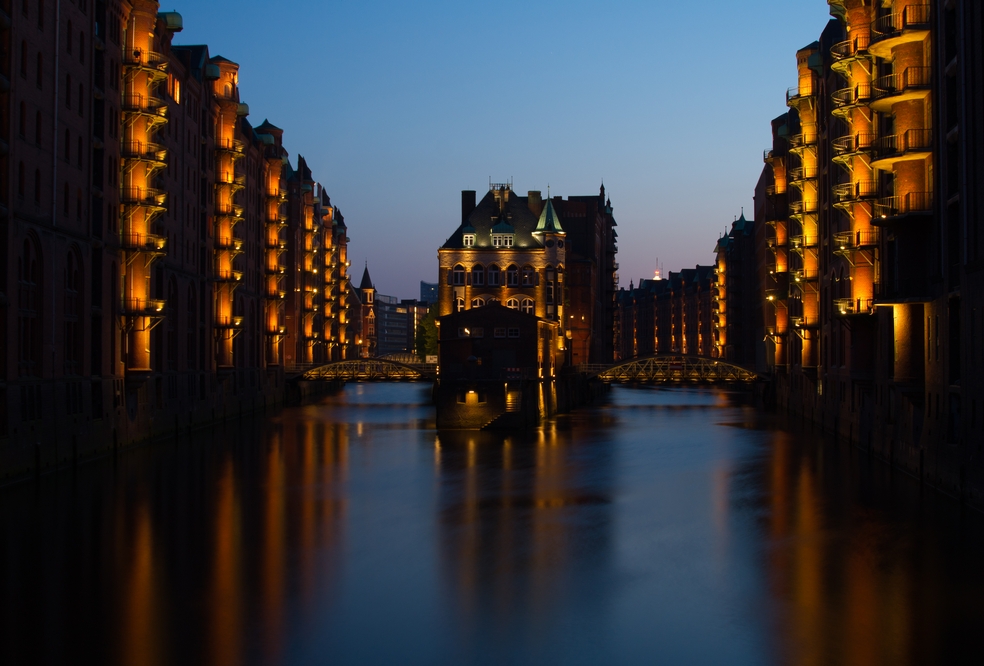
left=788, top=125, right=818, bottom=152
left=215, top=236, right=244, bottom=254
left=871, top=67, right=931, bottom=112
left=121, top=187, right=167, bottom=210
left=871, top=129, right=932, bottom=168
left=121, top=298, right=166, bottom=317
left=215, top=138, right=245, bottom=158
left=872, top=192, right=933, bottom=224
left=832, top=180, right=878, bottom=207
left=215, top=202, right=245, bottom=219
left=870, top=4, right=931, bottom=58
left=833, top=229, right=880, bottom=256
left=786, top=86, right=815, bottom=109
left=265, top=265, right=286, bottom=277
left=122, top=48, right=168, bottom=78
left=789, top=200, right=818, bottom=220
left=121, top=141, right=167, bottom=168
left=834, top=297, right=875, bottom=317
left=791, top=268, right=819, bottom=284
left=788, top=166, right=818, bottom=187
left=121, top=232, right=167, bottom=255
left=789, top=235, right=818, bottom=251
left=214, top=316, right=244, bottom=330
left=766, top=285, right=789, bottom=302
left=215, top=270, right=244, bottom=285
left=218, top=172, right=246, bottom=192
left=831, top=132, right=876, bottom=169
left=831, top=84, right=871, bottom=119
left=790, top=315, right=819, bottom=330
left=121, top=93, right=168, bottom=122
left=830, top=34, right=871, bottom=74
left=265, top=239, right=287, bottom=253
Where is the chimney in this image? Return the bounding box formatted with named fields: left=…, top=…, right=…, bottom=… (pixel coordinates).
left=461, top=190, right=476, bottom=223
left=527, top=191, right=543, bottom=218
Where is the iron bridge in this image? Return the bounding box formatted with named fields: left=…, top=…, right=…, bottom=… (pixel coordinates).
left=578, top=355, right=758, bottom=383
left=300, top=359, right=437, bottom=382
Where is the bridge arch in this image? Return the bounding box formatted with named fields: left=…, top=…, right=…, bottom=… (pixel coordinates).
left=301, top=358, right=435, bottom=381
left=579, top=355, right=758, bottom=383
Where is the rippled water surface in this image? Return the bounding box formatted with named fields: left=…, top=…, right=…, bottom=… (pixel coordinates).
left=2, top=384, right=983, bottom=665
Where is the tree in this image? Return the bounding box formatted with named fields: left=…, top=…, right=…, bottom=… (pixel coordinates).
left=416, top=303, right=439, bottom=359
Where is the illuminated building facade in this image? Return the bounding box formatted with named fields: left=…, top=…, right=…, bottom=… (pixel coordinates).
left=0, top=0, right=353, bottom=477
left=438, top=183, right=617, bottom=365
left=757, top=0, right=984, bottom=505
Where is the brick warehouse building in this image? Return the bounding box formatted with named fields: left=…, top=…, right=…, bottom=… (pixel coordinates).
left=0, top=0, right=354, bottom=477
left=438, top=183, right=618, bottom=365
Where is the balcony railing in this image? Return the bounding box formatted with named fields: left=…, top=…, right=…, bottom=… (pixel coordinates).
left=791, top=268, right=819, bottom=283
left=832, top=132, right=876, bottom=158
left=873, top=129, right=933, bottom=160
left=214, top=316, right=244, bottom=329
left=873, top=279, right=932, bottom=303
left=832, top=180, right=878, bottom=204
left=873, top=192, right=933, bottom=220
left=790, top=315, right=819, bottom=329
left=215, top=270, right=243, bottom=283
left=122, top=48, right=168, bottom=71
left=834, top=298, right=874, bottom=316
left=121, top=93, right=168, bottom=117
left=121, top=187, right=167, bottom=207
left=121, top=233, right=167, bottom=252
left=789, top=235, right=818, bottom=249
left=121, top=141, right=167, bottom=164
left=830, top=34, right=870, bottom=62
left=788, top=124, right=818, bottom=149
left=789, top=200, right=818, bottom=216
left=215, top=236, right=244, bottom=252
left=121, top=299, right=166, bottom=316
left=787, top=86, right=815, bottom=105
left=215, top=138, right=245, bottom=155
left=872, top=67, right=931, bottom=105
left=833, top=229, right=880, bottom=251
left=788, top=166, right=818, bottom=184
left=831, top=84, right=872, bottom=118
left=872, top=5, right=931, bottom=44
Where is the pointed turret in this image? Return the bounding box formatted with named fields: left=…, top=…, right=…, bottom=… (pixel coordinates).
left=533, top=198, right=565, bottom=236
left=359, top=263, right=374, bottom=291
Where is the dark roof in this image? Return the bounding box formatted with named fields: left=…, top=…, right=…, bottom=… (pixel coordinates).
left=255, top=119, right=282, bottom=133
left=209, top=55, right=238, bottom=66
left=442, top=189, right=542, bottom=250
left=359, top=265, right=374, bottom=291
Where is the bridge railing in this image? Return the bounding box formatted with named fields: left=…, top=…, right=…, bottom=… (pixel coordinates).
left=579, top=355, right=758, bottom=383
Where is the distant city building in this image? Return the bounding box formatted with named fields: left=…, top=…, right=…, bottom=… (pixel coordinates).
left=420, top=282, right=439, bottom=304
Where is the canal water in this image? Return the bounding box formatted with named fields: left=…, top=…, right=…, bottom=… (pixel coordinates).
left=2, top=384, right=983, bottom=665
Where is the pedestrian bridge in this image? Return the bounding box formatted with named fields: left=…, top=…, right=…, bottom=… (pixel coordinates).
left=578, top=355, right=759, bottom=383
left=300, top=359, right=438, bottom=382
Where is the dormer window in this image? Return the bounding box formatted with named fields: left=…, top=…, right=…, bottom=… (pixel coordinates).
left=463, top=233, right=475, bottom=247
left=492, top=234, right=514, bottom=248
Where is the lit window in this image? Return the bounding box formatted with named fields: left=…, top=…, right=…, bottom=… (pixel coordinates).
left=488, top=264, right=500, bottom=286
left=471, top=265, right=484, bottom=286
left=492, top=234, right=514, bottom=247
left=521, top=298, right=534, bottom=315
left=506, top=265, right=518, bottom=287
left=452, top=265, right=465, bottom=285
left=506, top=298, right=519, bottom=310
left=463, top=233, right=475, bottom=247
left=471, top=297, right=485, bottom=308
left=521, top=266, right=535, bottom=286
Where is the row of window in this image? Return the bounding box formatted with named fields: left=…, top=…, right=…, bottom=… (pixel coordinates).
left=457, top=327, right=522, bottom=339
left=452, top=263, right=562, bottom=287
left=455, top=297, right=535, bottom=314
left=462, top=233, right=519, bottom=248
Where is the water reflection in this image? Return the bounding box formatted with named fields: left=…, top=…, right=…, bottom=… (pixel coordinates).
left=0, top=384, right=981, bottom=665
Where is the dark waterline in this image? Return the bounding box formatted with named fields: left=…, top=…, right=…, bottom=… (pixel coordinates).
left=2, top=384, right=982, bottom=665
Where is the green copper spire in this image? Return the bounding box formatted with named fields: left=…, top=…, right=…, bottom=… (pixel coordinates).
left=534, top=198, right=565, bottom=235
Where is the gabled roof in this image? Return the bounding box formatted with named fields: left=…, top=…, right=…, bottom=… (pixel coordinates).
left=255, top=119, right=282, bottom=133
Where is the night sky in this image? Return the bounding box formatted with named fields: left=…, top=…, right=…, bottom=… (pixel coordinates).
left=176, top=0, right=833, bottom=298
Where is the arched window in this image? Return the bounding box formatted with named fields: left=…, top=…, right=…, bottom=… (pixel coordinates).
left=471, top=264, right=484, bottom=286
left=65, top=74, right=72, bottom=107
left=64, top=250, right=82, bottom=375
left=18, top=238, right=43, bottom=377
left=64, top=128, right=70, bottom=159
left=487, top=264, right=500, bottom=286
left=521, top=298, right=535, bottom=315
left=506, top=298, right=519, bottom=310
left=452, top=264, right=465, bottom=286
left=546, top=266, right=555, bottom=304
left=521, top=265, right=535, bottom=287
left=62, top=181, right=69, bottom=215
left=506, top=265, right=518, bottom=287
left=487, top=297, right=500, bottom=305
left=36, top=52, right=43, bottom=89
left=77, top=137, right=83, bottom=166
left=454, top=298, right=464, bottom=313
left=471, top=297, right=485, bottom=308
left=17, top=162, right=25, bottom=197
left=78, top=84, right=84, bottom=115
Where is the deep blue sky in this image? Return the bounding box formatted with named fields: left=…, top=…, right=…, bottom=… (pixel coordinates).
left=176, top=0, right=834, bottom=298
